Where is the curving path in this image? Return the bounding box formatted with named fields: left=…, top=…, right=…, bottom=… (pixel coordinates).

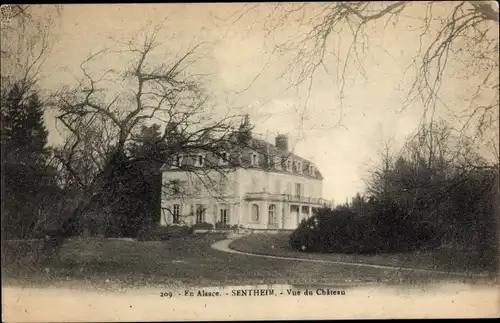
left=211, top=239, right=487, bottom=277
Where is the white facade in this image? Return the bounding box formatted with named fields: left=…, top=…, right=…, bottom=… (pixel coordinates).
left=161, top=168, right=326, bottom=229
left=160, top=134, right=327, bottom=230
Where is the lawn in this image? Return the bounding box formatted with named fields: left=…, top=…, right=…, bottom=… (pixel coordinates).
left=2, top=233, right=495, bottom=291
left=229, top=232, right=496, bottom=278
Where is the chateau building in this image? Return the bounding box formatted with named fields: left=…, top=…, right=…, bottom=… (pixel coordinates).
left=160, top=118, right=328, bottom=230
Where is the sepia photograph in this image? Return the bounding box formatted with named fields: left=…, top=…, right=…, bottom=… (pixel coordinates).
left=1, top=2, right=499, bottom=321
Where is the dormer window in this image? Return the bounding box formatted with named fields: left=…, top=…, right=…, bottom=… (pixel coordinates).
left=286, top=160, right=292, bottom=172
left=251, top=153, right=258, bottom=166
left=309, top=165, right=315, bottom=176
left=297, top=161, right=302, bottom=174
left=172, top=154, right=184, bottom=168
left=195, top=154, right=205, bottom=167
left=220, top=151, right=229, bottom=165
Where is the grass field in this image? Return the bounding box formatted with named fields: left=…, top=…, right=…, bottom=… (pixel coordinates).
left=229, top=233, right=496, bottom=278
left=2, top=233, right=495, bottom=290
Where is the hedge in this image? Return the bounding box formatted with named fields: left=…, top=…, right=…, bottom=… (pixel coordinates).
left=289, top=203, right=441, bottom=254
left=192, top=222, right=214, bottom=230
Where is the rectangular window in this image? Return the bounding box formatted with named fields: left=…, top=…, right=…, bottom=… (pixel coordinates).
left=220, top=207, right=228, bottom=224
left=251, top=153, right=258, bottom=166
left=172, top=204, right=181, bottom=224
left=251, top=204, right=259, bottom=222
left=218, top=177, right=229, bottom=194
left=195, top=204, right=205, bottom=224
left=287, top=160, right=292, bottom=172
left=193, top=178, right=202, bottom=192
left=295, top=183, right=302, bottom=197
left=172, top=155, right=183, bottom=168
left=170, top=180, right=181, bottom=195
left=195, top=154, right=205, bottom=167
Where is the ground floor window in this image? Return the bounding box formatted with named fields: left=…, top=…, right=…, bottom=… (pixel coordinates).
left=268, top=204, right=276, bottom=224
left=172, top=204, right=181, bottom=224
left=195, top=204, right=205, bottom=223
left=251, top=204, right=259, bottom=222
left=220, top=204, right=229, bottom=224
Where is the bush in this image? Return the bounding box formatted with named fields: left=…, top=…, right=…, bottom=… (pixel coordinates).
left=368, top=200, right=442, bottom=252
left=289, top=201, right=442, bottom=254
left=289, top=218, right=318, bottom=252
left=215, top=222, right=231, bottom=230
left=414, top=222, right=441, bottom=249
left=192, top=222, right=214, bottom=230
left=136, top=225, right=194, bottom=241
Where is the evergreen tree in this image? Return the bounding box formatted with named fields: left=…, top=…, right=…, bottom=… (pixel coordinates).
left=99, top=124, right=166, bottom=237
left=1, top=84, right=49, bottom=161
left=1, top=84, right=54, bottom=239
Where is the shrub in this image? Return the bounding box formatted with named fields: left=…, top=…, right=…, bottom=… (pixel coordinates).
left=414, top=222, right=441, bottom=249
left=289, top=201, right=442, bottom=254
left=289, top=217, right=319, bottom=252
left=368, top=200, right=442, bottom=252
left=192, top=222, right=214, bottom=230
left=215, top=222, right=231, bottom=230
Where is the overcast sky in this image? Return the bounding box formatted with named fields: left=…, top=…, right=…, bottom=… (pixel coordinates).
left=36, top=3, right=497, bottom=203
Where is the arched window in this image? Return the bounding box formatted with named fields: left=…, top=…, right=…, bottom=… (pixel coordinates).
left=251, top=204, right=259, bottom=222
left=268, top=204, right=276, bottom=224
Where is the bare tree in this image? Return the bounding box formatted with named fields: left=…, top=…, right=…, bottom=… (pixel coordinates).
left=42, top=22, right=248, bottom=260
left=0, top=4, right=61, bottom=96
left=219, top=2, right=498, bottom=137
left=364, top=139, right=396, bottom=199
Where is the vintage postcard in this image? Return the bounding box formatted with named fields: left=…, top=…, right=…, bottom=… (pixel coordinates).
left=1, top=2, right=499, bottom=321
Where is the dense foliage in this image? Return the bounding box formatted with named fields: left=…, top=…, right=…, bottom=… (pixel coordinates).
left=290, top=203, right=440, bottom=254
left=1, top=84, right=61, bottom=239
left=290, top=123, right=499, bottom=272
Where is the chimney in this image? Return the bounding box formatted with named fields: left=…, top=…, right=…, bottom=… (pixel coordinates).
left=275, top=134, right=289, bottom=152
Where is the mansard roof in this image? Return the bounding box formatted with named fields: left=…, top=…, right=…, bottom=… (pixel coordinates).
left=159, top=136, right=323, bottom=180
